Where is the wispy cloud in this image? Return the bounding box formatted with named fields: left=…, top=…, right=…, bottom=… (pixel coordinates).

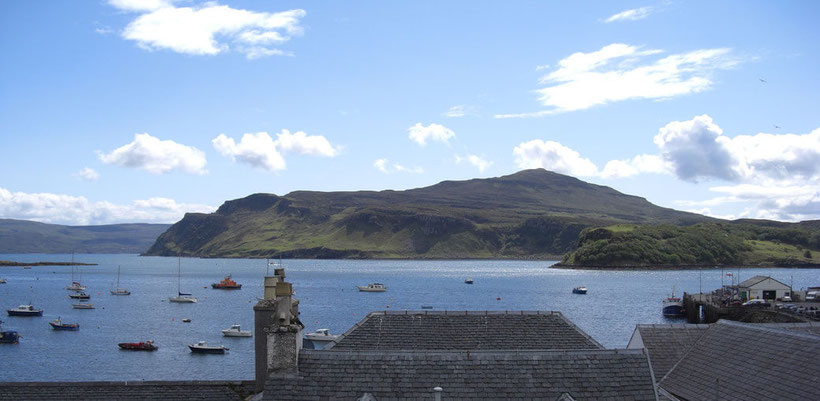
left=495, top=43, right=741, bottom=118
left=99, top=133, right=207, bottom=175
left=408, top=123, right=456, bottom=146
left=213, top=130, right=339, bottom=172
left=455, top=154, right=493, bottom=172
left=604, top=7, right=653, bottom=23
left=373, top=158, right=423, bottom=174
left=108, top=0, right=305, bottom=59
left=74, top=167, right=100, bottom=181
left=442, top=105, right=477, bottom=118
left=0, top=187, right=214, bottom=225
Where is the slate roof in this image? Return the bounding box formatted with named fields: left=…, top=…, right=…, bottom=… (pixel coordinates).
left=329, top=310, right=603, bottom=351
left=659, top=320, right=820, bottom=401
left=264, top=349, right=658, bottom=400
left=0, top=380, right=255, bottom=401
left=628, top=324, right=710, bottom=381
left=736, top=275, right=787, bottom=288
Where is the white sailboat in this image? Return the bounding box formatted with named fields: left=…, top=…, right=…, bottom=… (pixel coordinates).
left=110, top=265, right=130, bottom=295
left=66, top=253, right=86, bottom=291
left=169, top=257, right=197, bottom=303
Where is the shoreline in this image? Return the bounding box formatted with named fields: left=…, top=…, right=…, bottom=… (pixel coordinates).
left=552, top=262, right=820, bottom=270
left=0, top=260, right=98, bottom=267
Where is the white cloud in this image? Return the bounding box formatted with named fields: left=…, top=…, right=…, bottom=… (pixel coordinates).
left=373, top=158, right=423, bottom=174
left=513, top=140, right=598, bottom=177
left=600, top=154, right=670, bottom=178
left=213, top=130, right=339, bottom=172
left=654, top=115, right=820, bottom=184
left=0, top=187, right=214, bottom=225
left=99, top=133, right=207, bottom=175
left=443, top=105, right=476, bottom=118
left=109, top=0, right=305, bottom=59
left=455, top=154, right=493, bottom=172
left=495, top=43, right=739, bottom=118
left=74, top=167, right=100, bottom=181
left=408, top=123, right=455, bottom=146
left=604, top=7, right=653, bottom=23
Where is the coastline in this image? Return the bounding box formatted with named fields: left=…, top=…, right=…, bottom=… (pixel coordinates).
left=552, top=262, right=820, bottom=270
left=0, top=260, right=98, bottom=267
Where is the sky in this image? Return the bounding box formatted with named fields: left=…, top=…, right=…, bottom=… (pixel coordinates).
left=1, top=0, right=819, bottom=225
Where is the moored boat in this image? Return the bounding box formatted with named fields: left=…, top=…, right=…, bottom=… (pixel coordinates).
left=69, top=292, right=90, bottom=299
left=72, top=301, right=95, bottom=309
left=305, top=328, right=338, bottom=342
left=7, top=304, right=43, bottom=316
left=662, top=286, right=686, bottom=317
left=0, top=278, right=7, bottom=284
left=464, top=278, right=474, bottom=284
left=49, top=317, right=79, bottom=331
left=118, top=340, right=158, bottom=351
left=0, top=319, right=21, bottom=344
left=356, top=283, right=387, bottom=292
left=572, top=286, right=588, bottom=294
left=169, top=257, right=197, bottom=303
left=221, top=324, right=252, bottom=337
left=212, top=275, right=242, bottom=289
left=66, top=281, right=86, bottom=291
left=110, top=266, right=130, bottom=295
left=188, top=341, right=229, bottom=354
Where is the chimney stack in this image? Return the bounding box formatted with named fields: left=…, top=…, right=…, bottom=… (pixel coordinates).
left=254, top=268, right=302, bottom=393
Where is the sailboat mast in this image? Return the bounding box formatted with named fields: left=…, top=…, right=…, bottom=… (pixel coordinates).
left=178, top=256, right=181, bottom=294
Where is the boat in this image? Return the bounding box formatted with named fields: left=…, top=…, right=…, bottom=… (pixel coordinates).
left=6, top=304, right=43, bottom=317
left=211, top=275, right=242, bottom=290
left=305, top=329, right=338, bottom=342
left=66, top=254, right=86, bottom=291
left=0, top=319, right=21, bottom=344
left=23, top=266, right=32, bottom=269
left=169, top=257, right=197, bottom=303
left=118, top=340, right=158, bottom=351
left=182, top=318, right=191, bottom=323
left=110, top=265, right=130, bottom=295
left=72, top=300, right=95, bottom=309
left=69, top=292, right=90, bottom=299
left=49, top=317, right=79, bottom=331
left=221, top=324, right=252, bottom=337
left=0, top=278, right=6, bottom=284
left=464, top=278, right=474, bottom=284
left=572, top=286, right=588, bottom=294
left=356, top=283, right=387, bottom=292
left=662, top=286, right=686, bottom=317
left=188, top=341, right=229, bottom=354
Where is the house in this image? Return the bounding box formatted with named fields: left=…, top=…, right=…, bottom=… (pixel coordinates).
left=627, top=321, right=820, bottom=400
left=737, top=275, right=791, bottom=300
left=256, top=271, right=659, bottom=400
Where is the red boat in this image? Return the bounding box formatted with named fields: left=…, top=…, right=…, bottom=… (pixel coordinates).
left=118, top=341, right=158, bottom=351
left=211, top=275, right=241, bottom=289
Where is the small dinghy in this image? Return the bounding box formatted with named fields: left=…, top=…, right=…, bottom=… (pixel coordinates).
left=572, top=286, right=588, bottom=294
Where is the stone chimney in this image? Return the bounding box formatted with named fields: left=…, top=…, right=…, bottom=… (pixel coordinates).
left=253, top=268, right=303, bottom=393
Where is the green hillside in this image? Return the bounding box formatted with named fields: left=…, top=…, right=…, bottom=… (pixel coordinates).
left=0, top=219, right=171, bottom=254
left=144, top=169, right=710, bottom=258
left=560, top=222, right=820, bottom=267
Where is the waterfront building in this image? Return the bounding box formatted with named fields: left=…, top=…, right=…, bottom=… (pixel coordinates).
left=737, top=275, right=791, bottom=301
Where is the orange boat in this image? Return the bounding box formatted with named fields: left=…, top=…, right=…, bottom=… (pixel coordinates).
left=211, top=275, right=242, bottom=290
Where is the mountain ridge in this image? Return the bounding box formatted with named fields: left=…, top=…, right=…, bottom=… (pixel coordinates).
left=144, top=169, right=713, bottom=259
left=0, top=219, right=171, bottom=254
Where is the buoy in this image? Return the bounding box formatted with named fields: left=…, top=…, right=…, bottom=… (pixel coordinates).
left=386, top=305, right=390, bottom=308
left=496, top=297, right=501, bottom=301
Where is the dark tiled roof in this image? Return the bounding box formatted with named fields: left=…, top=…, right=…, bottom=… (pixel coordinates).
left=659, top=320, right=820, bottom=400
left=629, top=324, right=710, bottom=381
left=329, top=310, right=603, bottom=351
left=0, top=380, right=254, bottom=401
left=264, top=349, right=658, bottom=400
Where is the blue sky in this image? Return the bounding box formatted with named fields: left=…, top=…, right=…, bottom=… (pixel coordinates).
left=1, top=0, right=819, bottom=225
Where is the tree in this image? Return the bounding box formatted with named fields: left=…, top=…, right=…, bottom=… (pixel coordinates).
left=805, top=250, right=813, bottom=259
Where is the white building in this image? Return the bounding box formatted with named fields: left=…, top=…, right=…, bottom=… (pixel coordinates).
left=738, top=275, right=791, bottom=300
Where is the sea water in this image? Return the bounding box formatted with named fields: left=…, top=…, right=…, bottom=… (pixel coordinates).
left=0, top=253, right=817, bottom=382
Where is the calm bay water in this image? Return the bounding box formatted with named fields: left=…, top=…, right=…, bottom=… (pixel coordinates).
left=1, top=253, right=817, bottom=382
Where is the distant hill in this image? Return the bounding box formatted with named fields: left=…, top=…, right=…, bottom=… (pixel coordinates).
left=144, top=169, right=711, bottom=259
left=559, top=222, right=820, bottom=268
left=0, top=219, right=171, bottom=254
